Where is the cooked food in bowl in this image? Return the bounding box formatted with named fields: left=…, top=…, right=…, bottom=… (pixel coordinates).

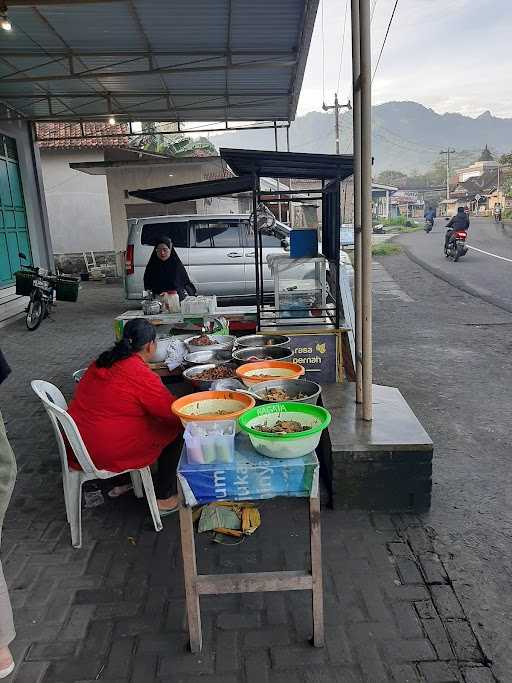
left=232, top=346, right=293, bottom=364
left=171, top=390, right=256, bottom=427
left=190, top=334, right=218, bottom=346
left=253, top=419, right=308, bottom=434
left=238, top=402, right=331, bottom=458
left=194, top=366, right=235, bottom=381
left=236, top=361, right=305, bottom=387
left=260, top=388, right=306, bottom=402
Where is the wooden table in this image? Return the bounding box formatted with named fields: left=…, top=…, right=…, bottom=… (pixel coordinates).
left=177, top=435, right=324, bottom=653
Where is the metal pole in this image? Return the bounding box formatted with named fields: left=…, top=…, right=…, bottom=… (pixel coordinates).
left=274, top=121, right=282, bottom=221
left=286, top=126, right=292, bottom=225
left=359, top=0, right=373, bottom=421
left=351, top=0, right=363, bottom=404
left=440, top=148, right=455, bottom=200
left=334, top=93, right=340, bottom=155
left=252, top=174, right=261, bottom=330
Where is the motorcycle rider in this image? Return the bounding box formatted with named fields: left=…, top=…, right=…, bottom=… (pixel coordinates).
left=494, top=203, right=502, bottom=221
left=424, top=206, right=436, bottom=224
left=445, top=206, right=470, bottom=250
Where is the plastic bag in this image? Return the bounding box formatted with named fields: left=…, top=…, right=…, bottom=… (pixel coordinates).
left=164, top=337, right=187, bottom=371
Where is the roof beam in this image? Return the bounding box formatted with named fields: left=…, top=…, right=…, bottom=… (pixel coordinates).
left=6, top=0, right=125, bottom=4
left=0, top=49, right=296, bottom=58
left=0, top=58, right=296, bottom=84
left=0, top=91, right=290, bottom=99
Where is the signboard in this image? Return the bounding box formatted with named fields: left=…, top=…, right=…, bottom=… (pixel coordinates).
left=288, top=333, right=338, bottom=383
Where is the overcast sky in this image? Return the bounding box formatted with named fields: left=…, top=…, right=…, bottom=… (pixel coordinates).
left=297, top=0, right=512, bottom=118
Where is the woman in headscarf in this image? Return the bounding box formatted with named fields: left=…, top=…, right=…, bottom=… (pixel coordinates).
left=68, top=319, right=183, bottom=516
left=143, top=236, right=196, bottom=301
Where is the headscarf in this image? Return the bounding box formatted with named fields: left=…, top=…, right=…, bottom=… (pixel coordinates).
left=143, top=236, right=196, bottom=299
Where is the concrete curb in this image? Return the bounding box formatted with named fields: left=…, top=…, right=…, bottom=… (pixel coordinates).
left=393, top=237, right=512, bottom=316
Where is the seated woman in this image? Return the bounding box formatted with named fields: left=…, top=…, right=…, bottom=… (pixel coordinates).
left=143, top=236, right=196, bottom=301
left=68, top=318, right=182, bottom=515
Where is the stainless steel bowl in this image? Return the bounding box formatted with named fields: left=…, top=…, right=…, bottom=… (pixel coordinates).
left=184, top=334, right=236, bottom=353
left=235, top=334, right=291, bottom=349
left=184, top=349, right=233, bottom=366
left=182, top=363, right=237, bottom=391
left=248, top=378, right=322, bottom=405
left=232, top=346, right=293, bottom=365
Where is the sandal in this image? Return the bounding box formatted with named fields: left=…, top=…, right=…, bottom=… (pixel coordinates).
left=107, top=484, right=133, bottom=499
left=158, top=505, right=180, bottom=517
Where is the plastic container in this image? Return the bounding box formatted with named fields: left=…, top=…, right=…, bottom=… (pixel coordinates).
left=290, top=229, right=318, bottom=258
left=171, top=390, right=256, bottom=428
left=236, top=361, right=305, bottom=387
left=238, top=402, right=331, bottom=459
left=15, top=270, right=35, bottom=296
left=55, top=276, right=80, bottom=302
left=184, top=420, right=236, bottom=465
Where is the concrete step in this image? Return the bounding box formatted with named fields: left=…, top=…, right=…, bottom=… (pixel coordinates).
left=0, top=286, right=26, bottom=327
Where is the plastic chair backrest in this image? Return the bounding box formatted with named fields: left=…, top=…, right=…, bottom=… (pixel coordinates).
left=30, top=380, right=97, bottom=475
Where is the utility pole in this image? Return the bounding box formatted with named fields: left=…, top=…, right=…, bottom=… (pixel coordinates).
left=323, top=93, right=351, bottom=154
left=440, top=149, right=456, bottom=200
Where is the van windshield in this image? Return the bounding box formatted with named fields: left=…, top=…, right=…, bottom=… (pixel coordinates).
left=141, top=221, right=188, bottom=247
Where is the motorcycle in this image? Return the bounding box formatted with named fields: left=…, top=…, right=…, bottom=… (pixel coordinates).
left=444, top=230, right=468, bottom=262
left=424, top=218, right=434, bottom=233
left=18, top=252, right=57, bottom=330
left=494, top=210, right=502, bottom=223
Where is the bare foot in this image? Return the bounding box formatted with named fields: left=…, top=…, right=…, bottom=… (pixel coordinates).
left=157, top=494, right=179, bottom=511
left=0, top=646, right=13, bottom=677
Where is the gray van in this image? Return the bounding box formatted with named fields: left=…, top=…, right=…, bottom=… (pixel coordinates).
left=124, top=213, right=296, bottom=302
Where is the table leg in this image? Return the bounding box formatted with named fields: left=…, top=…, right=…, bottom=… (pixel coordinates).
left=309, top=494, right=324, bottom=647
left=179, top=497, right=202, bottom=653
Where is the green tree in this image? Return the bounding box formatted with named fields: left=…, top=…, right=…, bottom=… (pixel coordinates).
left=375, top=170, right=408, bottom=187
left=499, top=152, right=512, bottom=166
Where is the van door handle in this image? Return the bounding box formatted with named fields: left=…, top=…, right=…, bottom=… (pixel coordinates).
left=227, top=252, right=242, bottom=258
left=246, top=252, right=255, bottom=257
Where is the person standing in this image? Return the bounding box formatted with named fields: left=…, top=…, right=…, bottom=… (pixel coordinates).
left=0, top=349, right=16, bottom=678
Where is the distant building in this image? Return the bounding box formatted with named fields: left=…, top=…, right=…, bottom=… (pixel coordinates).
left=37, top=122, right=221, bottom=273
left=455, top=145, right=498, bottom=182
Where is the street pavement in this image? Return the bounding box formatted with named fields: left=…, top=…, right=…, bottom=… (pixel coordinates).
left=0, top=277, right=504, bottom=682
left=397, top=217, right=512, bottom=313
left=373, top=254, right=512, bottom=683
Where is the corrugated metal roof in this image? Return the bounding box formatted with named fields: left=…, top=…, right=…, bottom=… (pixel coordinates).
left=0, top=0, right=318, bottom=124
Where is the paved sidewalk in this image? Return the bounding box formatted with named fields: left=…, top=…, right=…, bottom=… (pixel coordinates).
left=0, top=282, right=498, bottom=682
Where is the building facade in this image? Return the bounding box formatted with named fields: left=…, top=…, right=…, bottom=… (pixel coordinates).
left=0, top=117, right=52, bottom=325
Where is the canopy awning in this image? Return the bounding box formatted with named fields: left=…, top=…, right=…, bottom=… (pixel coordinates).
left=129, top=175, right=254, bottom=204
left=0, top=0, right=319, bottom=123
left=220, top=148, right=354, bottom=180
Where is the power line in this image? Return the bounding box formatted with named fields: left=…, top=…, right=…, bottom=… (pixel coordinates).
left=336, top=0, right=349, bottom=96
left=372, top=0, right=399, bottom=82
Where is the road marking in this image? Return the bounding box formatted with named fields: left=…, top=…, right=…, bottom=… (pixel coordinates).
left=466, top=245, right=512, bottom=264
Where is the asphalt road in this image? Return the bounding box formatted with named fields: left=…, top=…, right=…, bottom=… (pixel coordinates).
left=398, top=216, right=512, bottom=313
left=373, top=254, right=512, bottom=681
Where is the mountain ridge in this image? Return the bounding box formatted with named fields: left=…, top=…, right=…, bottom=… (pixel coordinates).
left=207, top=101, right=511, bottom=174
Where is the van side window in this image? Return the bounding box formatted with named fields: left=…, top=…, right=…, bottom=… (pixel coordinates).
left=244, top=221, right=282, bottom=247
left=141, top=222, right=189, bottom=247
left=192, top=221, right=241, bottom=247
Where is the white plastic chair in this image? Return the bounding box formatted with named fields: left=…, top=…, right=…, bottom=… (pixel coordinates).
left=72, top=368, right=87, bottom=383
left=31, top=380, right=163, bottom=548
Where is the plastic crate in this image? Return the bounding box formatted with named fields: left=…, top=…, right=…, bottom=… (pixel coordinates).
left=55, top=276, right=80, bottom=302
left=15, top=271, right=34, bottom=296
